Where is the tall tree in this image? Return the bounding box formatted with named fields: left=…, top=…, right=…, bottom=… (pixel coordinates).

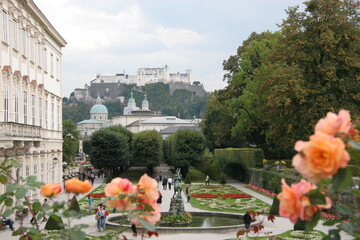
left=90, top=129, right=130, bottom=176
left=171, top=129, right=205, bottom=177
left=62, top=120, right=80, bottom=163
left=257, top=0, right=360, bottom=152
left=132, top=130, right=163, bottom=172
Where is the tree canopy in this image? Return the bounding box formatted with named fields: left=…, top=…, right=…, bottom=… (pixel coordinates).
left=62, top=120, right=80, bottom=163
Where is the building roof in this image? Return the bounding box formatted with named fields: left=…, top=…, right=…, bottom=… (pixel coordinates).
left=90, top=104, right=108, bottom=114
left=141, top=116, right=194, bottom=125
left=159, top=126, right=200, bottom=134
left=77, top=119, right=102, bottom=125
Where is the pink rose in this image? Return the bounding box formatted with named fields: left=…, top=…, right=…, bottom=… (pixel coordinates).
left=137, top=174, right=159, bottom=203
left=315, top=109, right=351, bottom=136
left=278, top=179, right=331, bottom=223
left=105, top=178, right=134, bottom=211
left=132, top=202, right=161, bottom=225
left=293, top=132, right=350, bottom=182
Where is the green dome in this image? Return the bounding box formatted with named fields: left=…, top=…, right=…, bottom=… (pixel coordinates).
left=90, top=104, right=108, bottom=114
left=128, top=92, right=135, bottom=103
left=142, top=94, right=149, bottom=105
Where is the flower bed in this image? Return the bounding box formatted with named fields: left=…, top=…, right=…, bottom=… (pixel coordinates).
left=87, top=192, right=106, bottom=198
left=187, top=184, right=269, bottom=213
left=191, top=193, right=252, bottom=199
left=247, top=184, right=276, bottom=197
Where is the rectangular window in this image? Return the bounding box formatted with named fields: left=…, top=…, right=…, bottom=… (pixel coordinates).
left=23, top=91, right=28, bottom=124
left=32, top=95, right=35, bottom=125
left=43, top=48, right=47, bottom=71
left=39, top=97, right=42, bottom=127
left=2, top=10, right=8, bottom=43
left=37, top=41, right=41, bottom=66
left=30, top=36, right=34, bottom=62
left=56, top=58, right=60, bottom=79
left=41, top=163, right=44, bottom=182
left=13, top=19, right=17, bottom=49
left=33, top=164, right=37, bottom=175
left=50, top=53, right=54, bottom=76
left=51, top=102, right=54, bottom=130
left=3, top=83, right=9, bottom=121
left=15, top=87, right=19, bottom=123
left=45, top=100, right=48, bottom=128
left=25, top=165, right=30, bottom=177
left=22, top=28, right=26, bottom=57
left=57, top=104, right=60, bottom=130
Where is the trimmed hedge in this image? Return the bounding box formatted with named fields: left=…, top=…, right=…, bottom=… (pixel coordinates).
left=215, top=148, right=264, bottom=169
left=201, top=155, right=219, bottom=181
left=248, top=168, right=299, bottom=193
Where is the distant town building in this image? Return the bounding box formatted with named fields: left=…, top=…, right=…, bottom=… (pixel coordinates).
left=0, top=0, right=66, bottom=199
left=73, top=66, right=205, bottom=101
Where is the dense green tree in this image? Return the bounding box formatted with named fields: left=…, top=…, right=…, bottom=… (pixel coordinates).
left=90, top=128, right=130, bottom=176
left=132, top=130, right=163, bottom=172
left=170, top=129, right=205, bottom=177
left=62, top=120, right=80, bottom=163
left=257, top=0, right=360, bottom=152
left=82, top=139, right=92, bottom=155
left=62, top=101, right=91, bottom=123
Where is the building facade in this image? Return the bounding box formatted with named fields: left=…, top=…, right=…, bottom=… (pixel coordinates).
left=0, top=0, right=66, bottom=199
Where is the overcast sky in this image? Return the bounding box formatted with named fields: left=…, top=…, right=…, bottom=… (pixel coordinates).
left=33, top=0, right=305, bottom=97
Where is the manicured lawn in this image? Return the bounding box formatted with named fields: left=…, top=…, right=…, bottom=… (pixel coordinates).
left=186, top=184, right=270, bottom=214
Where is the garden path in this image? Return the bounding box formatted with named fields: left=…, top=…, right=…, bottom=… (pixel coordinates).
left=0, top=169, right=353, bottom=240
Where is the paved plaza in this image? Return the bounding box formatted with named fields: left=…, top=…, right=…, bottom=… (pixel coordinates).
left=0, top=164, right=353, bottom=239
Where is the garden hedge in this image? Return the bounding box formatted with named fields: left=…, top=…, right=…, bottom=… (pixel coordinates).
left=215, top=148, right=264, bottom=169
left=248, top=168, right=299, bottom=193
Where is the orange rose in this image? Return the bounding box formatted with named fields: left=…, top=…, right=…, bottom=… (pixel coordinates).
left=132, top=202, right=161, bottom=225
left=293, top=132, right=350, bottom=182
left=65, top=178, right=93, bottom=194
left=105, top=177, right=134, bottom=211
left=137, top=174, right=159, bottom=203
left=40, top=183, right=62, bottom=197
left=278, top=179, right=331, bottom=224
left=315, top=109, right=351, bottom=136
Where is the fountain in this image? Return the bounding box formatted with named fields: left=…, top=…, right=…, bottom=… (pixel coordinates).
left=107, top=168, right=259, bottom=233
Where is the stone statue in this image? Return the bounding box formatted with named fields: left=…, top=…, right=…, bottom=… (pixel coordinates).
left=173, top=168, right=182, bottom=199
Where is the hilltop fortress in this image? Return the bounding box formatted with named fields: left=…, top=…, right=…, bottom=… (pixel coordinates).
left=74, top=65, right=205, bottom=101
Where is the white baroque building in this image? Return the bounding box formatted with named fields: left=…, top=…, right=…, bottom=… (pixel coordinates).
left=0, top=0, right=66, bottom=200
left=91, top=65, right=192, bottom=87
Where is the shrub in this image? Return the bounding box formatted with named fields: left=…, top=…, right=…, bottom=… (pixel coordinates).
left=184, top=174, right=192, bottom=184
left=294, top=219, right=306, bottom=230
left=202, top=155, right=219, bottom=181
left=44, top=212, right=64, bottom=230
left=220, top=175, right=227, bottom=185
left=186, top=168, right=206, bottom=182
left=270, top=196, right=280, bottom=215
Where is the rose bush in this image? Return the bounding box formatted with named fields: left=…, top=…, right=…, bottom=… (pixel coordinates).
left=278, top=109, right=360, bottom=238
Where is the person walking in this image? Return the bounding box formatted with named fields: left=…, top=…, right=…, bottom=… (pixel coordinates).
left=42, top=199, right=48, bottom=222
left=157, top=191, right=162, bottom=204
left=159, top=171, right=162, bottom=182
left=167, top=177, right=173, bottom=190
left=162, top=176, right=168, bottom=190
left=185, top=186, right=190, bottom=203
left=90, top=172, right=95, bottom=185
left=96, top=205, right=107, bottom=232
left=88, top=196, right=94, bottom=214
left=205, top=175, right=210, bottom=185
left=243, top=211, right=252, bottom=231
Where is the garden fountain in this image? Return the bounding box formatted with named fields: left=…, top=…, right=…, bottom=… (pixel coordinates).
left=107, top=168, right=259, bottom=233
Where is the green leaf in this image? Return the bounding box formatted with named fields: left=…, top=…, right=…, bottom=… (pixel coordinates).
left=305, top=211, right=320, bottom=232
left=32, top=201, right=42, bottom=211
left=139, top=218, right=156, bottom=232
left=6, top=183, right=19, bottom=193
left=306, top=189, right=326, bottom=205
left=322, top=219, right=341, bottom=226
left=3, top=209, right=13, bottom=217
left=317, top=178, right=332, bottom=187
left=350, top=189, right=360, bottom=197
left=4, top=198, right=13, bottom=207
left=15, top=188, right=26, bottom=199
left=338, top=221, right=357, bottom=233
left=0, top=175, right=7, bottom=184
left=335, top=204, right=353, bottom=217
left=331, top=167, right=352, bottom=191
left=70, top=230, right=86, bottom=240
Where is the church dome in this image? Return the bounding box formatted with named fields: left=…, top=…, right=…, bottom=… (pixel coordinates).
left=142, top=94, right=149, bottom=106
left=128, top=92, right=135, bottom=104
left=90, top=96, right=108, bottom=114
